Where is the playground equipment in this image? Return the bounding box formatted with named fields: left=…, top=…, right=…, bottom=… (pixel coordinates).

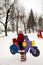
left=37, top=30, right=43, bottom=38
left=10, top=37, right=40, bottom=61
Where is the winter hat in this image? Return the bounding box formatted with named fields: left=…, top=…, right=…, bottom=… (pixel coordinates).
left=12, top=38, right=17, bottom=43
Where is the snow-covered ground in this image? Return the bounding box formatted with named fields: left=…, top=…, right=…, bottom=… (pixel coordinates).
left=0, top=32, right=43, bottom=65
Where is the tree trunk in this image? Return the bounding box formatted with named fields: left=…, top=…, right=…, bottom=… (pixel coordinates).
left=36, top=26, right=37, bottom=32
left=17, top=25, right=18, bottom=34
left=25, top=29, right=26, bottom=34
left=21, top=18, right=26, bottom=34
left=29, top=28, right=30, bottom=33
left=24, top=23, right=26, bottom=34
left=32, top=27, right=34, bottom=33
left=5, top=25, right=7, bottom=36
left=5, top=9, right=10, bottom=36
left=24, top=26, right=26, bottom=34
left=16, top=19, right=18, bottom=34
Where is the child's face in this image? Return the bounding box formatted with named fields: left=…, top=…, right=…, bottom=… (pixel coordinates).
left=15, top=42, right=18, bottom=45
left=19, top=31, right=23, bottom=34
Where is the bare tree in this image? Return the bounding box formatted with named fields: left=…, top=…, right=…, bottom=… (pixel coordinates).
left=20, top=6, right=27, bottom=34
left=34, top=14, right=38, bottom=32
left=0, top=0, right=26, bottom=35
left=15, top=9, right=19, bottom=34
left=38, top=16, right=43, bottom=30
left=20, top=14, right=27, bottom=34
left=0, top=2, right=15, bottom=36
left=16, top=5, right=26, bottom=34
left=0, top=0, right=19, bottom=36
left=9, top=3, right=15, bottom=32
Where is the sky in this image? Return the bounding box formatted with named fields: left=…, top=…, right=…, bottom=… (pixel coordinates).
left=19, top=0, right=43, bottom=15
left=0, top=0, right=43, bottom=16
left=10, top=0, right=43, bottom=15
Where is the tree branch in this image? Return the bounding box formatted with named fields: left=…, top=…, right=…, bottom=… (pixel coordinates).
left=0, top=21, right=5, bottom=26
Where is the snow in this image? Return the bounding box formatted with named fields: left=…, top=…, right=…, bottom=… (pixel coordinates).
left=0, top=32, right=43, bottom=65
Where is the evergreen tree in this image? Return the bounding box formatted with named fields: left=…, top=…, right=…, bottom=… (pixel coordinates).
left=27, top=9, right=36, bottom=32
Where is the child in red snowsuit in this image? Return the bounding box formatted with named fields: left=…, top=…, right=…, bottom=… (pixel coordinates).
left=17, top=31, right=24, bottom=50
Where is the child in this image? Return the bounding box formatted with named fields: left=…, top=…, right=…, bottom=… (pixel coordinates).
left=12, top=38, right=18, bottom=45
left=17, top=31, right=24, bottom=50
